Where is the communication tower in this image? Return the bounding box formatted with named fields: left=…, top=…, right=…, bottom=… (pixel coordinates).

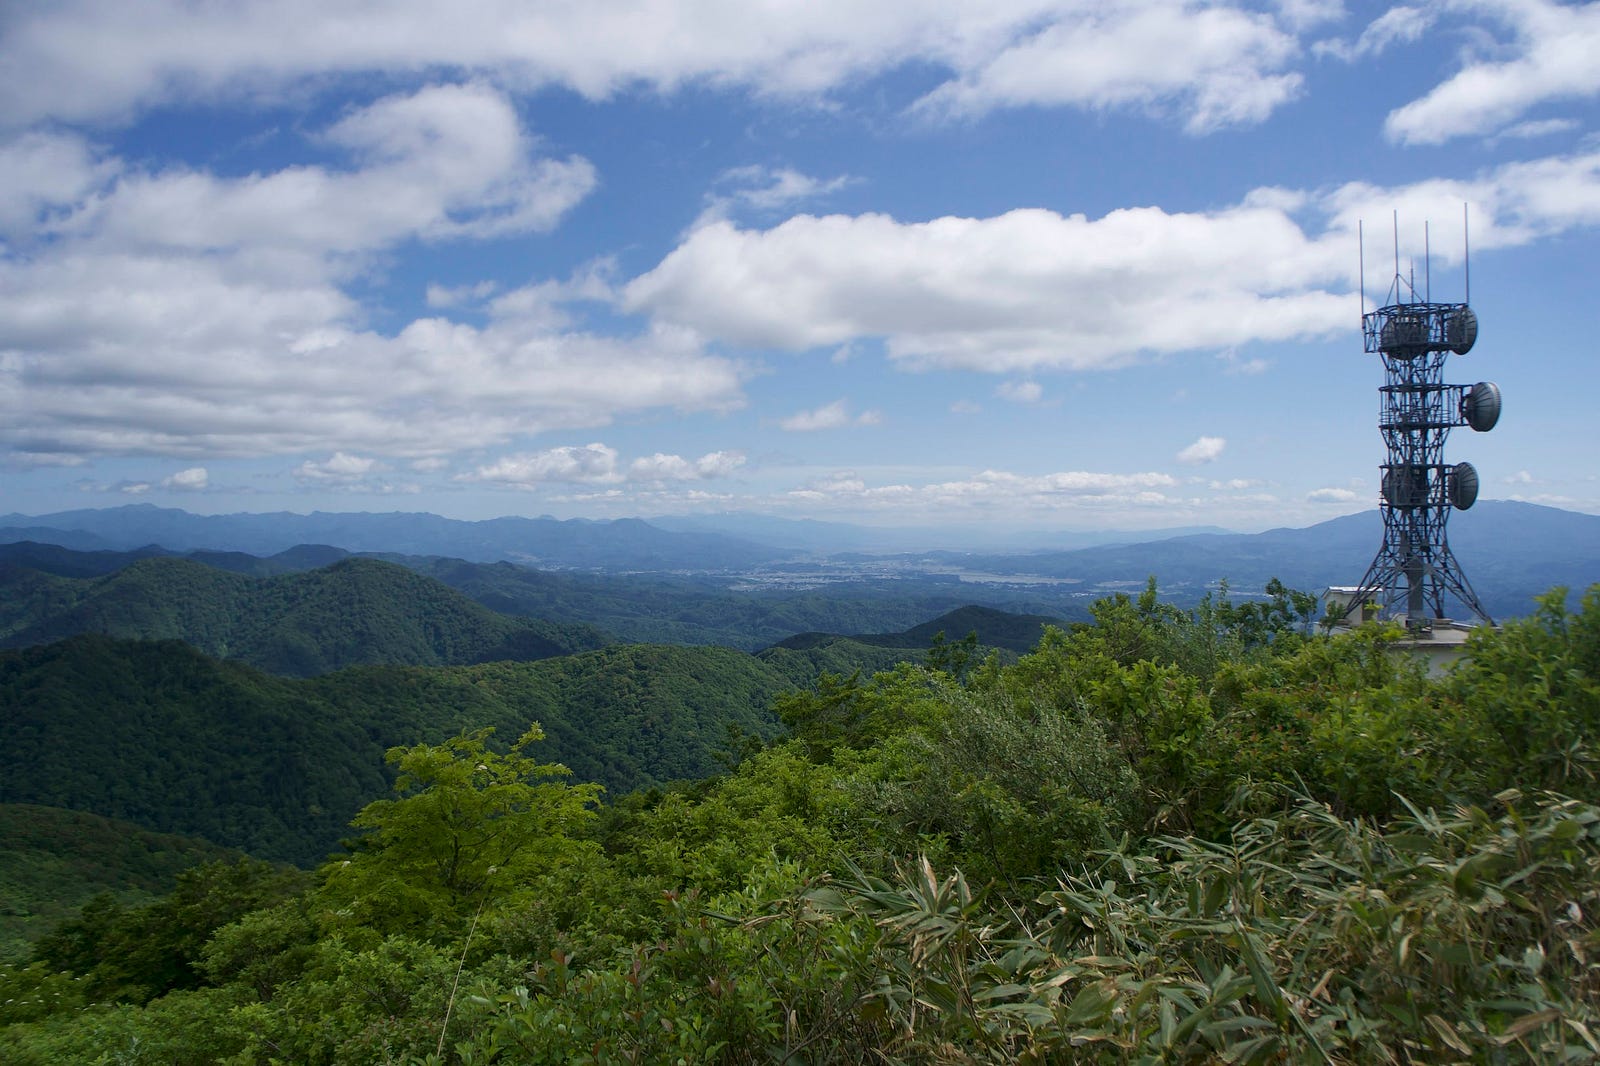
left=1339, top=215, right=1502, bottom=630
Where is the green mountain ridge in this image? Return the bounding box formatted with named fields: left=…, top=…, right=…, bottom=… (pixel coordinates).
left=0, top=636, right=811, bottom=865
left=796, top=603, right=1068, bottom=654
left=0, top=805, right=242, bottom=962
left=0, top=555, right=610, bottom=677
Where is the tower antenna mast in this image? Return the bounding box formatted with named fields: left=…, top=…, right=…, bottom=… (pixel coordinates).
left=1336, top=212, right=1502, bottom=630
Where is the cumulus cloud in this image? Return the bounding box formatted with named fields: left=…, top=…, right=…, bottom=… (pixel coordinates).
left=0, top=1, right=1315, bottom=133
left=296, top=452, right=379, bottom=483
left=779, top=399, right=881, bottom=431
left=630, top=450, right=747, bottom=481
left=1307, top=486, right=1361, bottom=502
left=1177, top=436, right=1227, bottom=464
left=915, top=1, right=1303, bottom=132
left=0, top=85, right=748, bottom=464
left=161, top=466, right=209, bottom=491
left=45, top=84, right=593, bottom=255
left=627, top=149, right=1600, bottom=373
left=0, top=130, right=119, bottom=234
left=463, top=444, right=746, bottom=489
left=1384, top=0, right=1600, bottom=144
left=466, top=444, right=623, bottom=487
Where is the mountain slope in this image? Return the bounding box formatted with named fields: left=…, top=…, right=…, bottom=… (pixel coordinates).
left=0, top=805, right=241, bottom=961
left=0, top=637, right=800, bottom=865
left=0, top=556, right=610, bottom=676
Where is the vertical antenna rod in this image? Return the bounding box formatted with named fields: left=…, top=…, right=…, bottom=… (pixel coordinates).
left=1425, top=221, right=1431, bottom=303
left=1359, top=220, right=1365, bottom=312
left=1463, top=202, right=1471, bottom=305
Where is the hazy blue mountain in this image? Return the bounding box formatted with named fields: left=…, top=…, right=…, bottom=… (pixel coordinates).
left=0, top=526, right=112, bottom=551
left=0, top=505, right=785, bottom=570
left=936, top=501, right=1599, bottom=620
left=0, top=540, right=351, bottom=579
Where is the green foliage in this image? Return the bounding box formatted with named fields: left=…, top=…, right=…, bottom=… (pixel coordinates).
left=798, top=789, right=1600, bottom=1064
left=7, top=580, right=1599, bottom=1065
left=0, top=805, right=239, bottom=962
left=1443, top=586, right=1600, bottom=792
left=320, top=726, right=601, bottom=933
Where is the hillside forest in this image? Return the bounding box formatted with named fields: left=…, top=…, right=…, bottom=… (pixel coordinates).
left=0, top=569, right=1597, bottom=1063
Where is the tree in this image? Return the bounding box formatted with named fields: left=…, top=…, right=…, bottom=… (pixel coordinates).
left=319, top=725, right=601, bottom=933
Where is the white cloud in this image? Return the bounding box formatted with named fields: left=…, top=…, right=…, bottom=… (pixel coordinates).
left=718, top=165, right=853, bottom=211
left=0, top=1, right=1310, bottom=133
left=1177, top=436, right=1227, bottom=464
left=626, top=206, right=1352, bottom=373
left=1493, top=117, right=1580, bottom=141
left=1385, top=0, right=1600, bottom=144
left=296, top=452, right=379, bottom=483
left=915, top=1, right=1303, bottom=133
left=47, top=84, right=593, bottom=255
left=627, top=149, right=1600, bottom=373
left=465, top=445, right=745, bottom=488
left=779, top=399, right=880, bottom=431
left=161, top=466, right=208, bottom=490
left=996, top=380, right=1043, bottom=404
left=692, top=165, right=857, bottom=231
left=0, top=130, right=119, bottom=234
left=1307, top=486, right=1360, bottom=502
left=465, top=444, right=623, bottom=487
left=1315, top=5, right=1434, bottom=61
left=0, top=86, right=744, bottom=464
left=629, top=450, right=747, bottom=481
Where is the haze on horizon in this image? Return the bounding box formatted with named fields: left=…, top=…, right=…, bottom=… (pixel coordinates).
left=3, top=1, right=1597, bottom=532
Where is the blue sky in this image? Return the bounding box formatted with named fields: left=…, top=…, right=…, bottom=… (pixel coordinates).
left=2, top=0, right=1596, bottom=532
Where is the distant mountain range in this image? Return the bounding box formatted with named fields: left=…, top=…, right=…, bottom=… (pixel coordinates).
left=0, top=505, right=783, bottom=570
left=3, top=500, right=1596, bottom=624
left=921, top=501, right=1599, bottom=622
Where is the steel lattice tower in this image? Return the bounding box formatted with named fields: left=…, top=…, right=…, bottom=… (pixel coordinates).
left=1342, top=255, right=1502, bottom=630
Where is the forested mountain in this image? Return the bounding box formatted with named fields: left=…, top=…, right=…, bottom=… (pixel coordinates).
left=0, top=806, right=240, bottom=961
left=0, top=637, right=804, bottom=865
left=0, top=556, right=609, bottom=676
left=1, top=541, right=1058, bottom=652
left=851, top=604, right=1066, bottom=654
